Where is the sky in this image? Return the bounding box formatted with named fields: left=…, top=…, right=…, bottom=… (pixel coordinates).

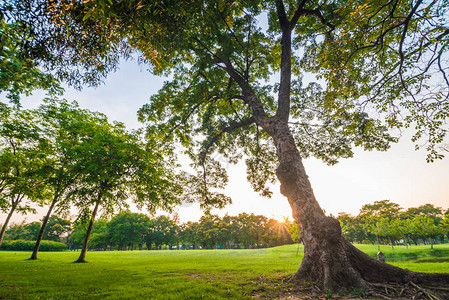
left=2, top=59, right=449, bottom=225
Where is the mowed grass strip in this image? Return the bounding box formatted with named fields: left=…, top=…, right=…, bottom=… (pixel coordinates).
left=0, top=244, right=448, bottom=299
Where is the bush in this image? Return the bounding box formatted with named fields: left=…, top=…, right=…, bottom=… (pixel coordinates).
left=0, top=240, right=67, bottom=251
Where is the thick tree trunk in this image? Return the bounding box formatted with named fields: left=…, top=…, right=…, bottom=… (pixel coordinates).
left=0, top=205, right=16, bottom=248
left=75, top=200, right=100, bottom=263
left=30, top=197, right=58, bottom=260
left=270, top=123, right=449, bottom=291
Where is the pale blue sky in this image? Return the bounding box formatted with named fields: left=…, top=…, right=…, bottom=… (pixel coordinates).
left=2, top=59, right=449, bottom=224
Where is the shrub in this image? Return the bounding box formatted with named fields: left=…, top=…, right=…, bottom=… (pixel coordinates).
left=0, top=240, right=66, bottom=251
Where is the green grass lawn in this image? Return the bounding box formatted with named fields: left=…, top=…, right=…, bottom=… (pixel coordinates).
left=0, top=244, right=448, bottom=299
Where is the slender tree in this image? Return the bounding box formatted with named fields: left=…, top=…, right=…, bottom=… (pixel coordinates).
left=67, top=117, right=180, bottom=262
left=0, top=106, right=51, bottom=247
left=4, top=0, right=449, bottom=291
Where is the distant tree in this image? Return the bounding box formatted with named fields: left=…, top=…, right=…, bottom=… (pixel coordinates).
left=179, top=221, right=201, bottom=250
left=411, top=215, right=443, bottom=249
left=42, top=216, right=71, bottom=242
left=24, top=222, right=41, bottom=240
left=287, top=220, right=301, bottom=244
left=198, top=215, right=220, bottom=249
left=232, top=213, right=268, bottom=249
left=359, top=200, right=402, bottom=220
left=403, top=204, right=444, bottom=225
left=88, top=219, right=109, bottom=250
left=107, top=212, right=150, bottom=250
left=337, top=213, right=367, bottom=243
left=359, top=200, right=403, bottom=249
left=393, top=218, right=412, bottom=249
left=67, top=224, right=86, bottom=251
left=287, top=219, right=302, bottom=255
left=216, top=215, right=233, bottom=249
left=375, top=217, right=402, bottom=250
left=146, top=215, right=178, bottom=250
left=265, top=218, right=293, bottom=247
left=440, top=214, right=449, bottom=242
left=3, top=221, right=27, bottom=240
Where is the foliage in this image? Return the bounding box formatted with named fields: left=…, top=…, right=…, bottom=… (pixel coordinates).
left=440, top=215, right=449, bottom=240
left=3, top=218, right=70, bottom=242
left=402, top=204, right=444, bottom=225
left=64, top=109, right=181, bottom=226
left=0, top=106, right=52, bottom=214
left=3, top=0, right=448, bottom=208
left=87, top=219, right=109, bottom=250
left=107, top=211, right=150, bottom=250
left=146, top=215, right=179, bottom=250
left=0, top=239, right=66, bottom=251
left=337, top=212, right=367, bottom=243
left=0, top=16, right=61, bottom=105
left=0, top=105, right=53, bottom=246
left=3, top=221, right=30, bottom=240
left=42, top=216, right=71, bottom=242
left=66, top=223, right=87, bottom=250
left=339, top=201, right=447, bottom=247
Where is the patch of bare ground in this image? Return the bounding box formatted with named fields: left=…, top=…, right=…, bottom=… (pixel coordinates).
left=252, top=276, right=449, bottom=300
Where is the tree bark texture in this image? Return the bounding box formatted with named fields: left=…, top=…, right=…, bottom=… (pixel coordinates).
left=0, top=204, right=16, bottom=248
left=30, top=196, right=58, bottom=260
left=75, top=200, right=100, bottom=263
left=270, top=124, right=449, bottom=290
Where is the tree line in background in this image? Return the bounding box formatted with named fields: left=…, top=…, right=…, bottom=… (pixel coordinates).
left=1, top=212, right=295, bottom=251
left=2, top=200, right=448, bottom=254
left=337, top=201, right=449, bottom=249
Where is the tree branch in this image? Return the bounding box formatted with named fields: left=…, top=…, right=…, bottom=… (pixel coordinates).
left=290, top=0, right=308, bottom=30
left=221, top=59, right=270, bottom=124
left=301, top=9, right=335, bottom=31
left=275, top=0, right=292, bottom=122
left=276, top=0, right=289, bottom=32
left=200, top=116, right=256, bottom=164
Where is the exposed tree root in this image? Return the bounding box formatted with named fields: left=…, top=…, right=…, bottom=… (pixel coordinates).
left=282, top=281, right=449, bottom=299
left=288, top=236, right=449, bottom=299
left=366, top=282, right=448, bottom=300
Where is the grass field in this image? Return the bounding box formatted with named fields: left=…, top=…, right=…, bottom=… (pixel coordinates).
left=0, top=244, right=448, bottom=299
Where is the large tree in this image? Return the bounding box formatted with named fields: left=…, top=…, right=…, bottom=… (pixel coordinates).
left=4, top=0, right=449, bottom=292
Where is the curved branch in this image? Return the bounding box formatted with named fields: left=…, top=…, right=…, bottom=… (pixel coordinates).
left=301, top=9, right=335, bottom=31
left=200, top=116, right=256, bottom=164
left=290, top=0, right=309, bottom=29
left=221, top=60, right=270, bottom=123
